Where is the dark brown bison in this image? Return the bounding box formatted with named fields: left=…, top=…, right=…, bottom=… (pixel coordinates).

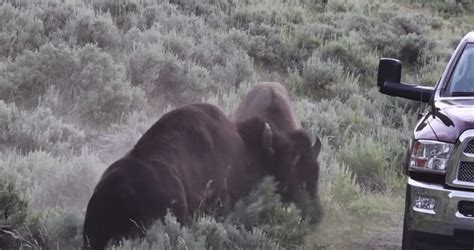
left=83, top=103, right=275, bottom=250
left=233, top=82, right=322, bottom=207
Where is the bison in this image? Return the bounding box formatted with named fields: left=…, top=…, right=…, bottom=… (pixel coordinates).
left=84, top=85, right=323, bottom=249
left=233, top=82, right=322, bottom=209
left=83, top=103, right=277, bottom=250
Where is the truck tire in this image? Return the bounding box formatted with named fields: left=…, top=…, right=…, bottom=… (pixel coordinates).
left=402, top=211, right=415, bottom=249
left=402, top=184, right=414, bottom=250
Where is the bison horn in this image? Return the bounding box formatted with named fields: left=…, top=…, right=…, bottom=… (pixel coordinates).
left=263, top=123, right=274, bottom=155
left=311, top=136, right=322, bottom=158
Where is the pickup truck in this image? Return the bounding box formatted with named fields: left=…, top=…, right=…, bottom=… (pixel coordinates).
left=377, top=32, right=474, bottom=249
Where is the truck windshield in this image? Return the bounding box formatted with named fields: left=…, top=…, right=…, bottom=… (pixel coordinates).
left=445, top=43, right=474, bottom=96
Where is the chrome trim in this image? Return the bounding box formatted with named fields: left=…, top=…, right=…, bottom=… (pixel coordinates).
left=460, top=154, right=474, bottom=162
left=446, top=129, right=474, bottom=189
left=455, top=211, right=474, bottom=220
left=408, top=178, right=474, bottom=236
left=465, top=152, right=474, bottom=158
left=417, top=139, right=454, bottom=145
left=409, top=168, right=446, bottom=174
left=413, top=207, right=436, bottom=215
left=439, top=96, right=474, bottom=101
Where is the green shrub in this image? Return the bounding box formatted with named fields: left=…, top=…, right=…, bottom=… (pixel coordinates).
left=339, top=10, right=436, bottom=65
left=301, top=98, right=344, bottom=145
left=417, top=59, right=446, bottom=86
left=35, top=2, right=76, bottom=38
left=118, top=213, right=279, bottom=250
left=430, top=16, right=443, bottom=30
left=319, top=35, right=377, bottom=76
left=0, top=150, right=104, bottom=213
left=340, top=130, right=406, bottom=193
left=389, top=13, right=430, bottom=35
left=0, top=101, right=85, bottom=155
left=0, top=179, right=28, bottom=234
left=127, top=37, right=254, bottom=103
left=92, top=0, right=139, bottom=31
left=210, top=49, right=255, bottom=89
left=0, top=179, right=83, bottom=249
left=306, top=22, right=342, bottom=42
left=0, top=3, right=46, bottom=58
left=326, top=0, right=354, bottom=13
left=122, top=3, right=256, bottom=102
left=301, top=55, right=343, bottom=96
left=192, top=33, right=255, bottom=83
left=366, top=87, right=422, bottom=128
left=0, top=43, right=145, bottom=126
left=362, top=22, right=398, bottom=56
left=42, top=212, right=84, bottom=249
left=343, top=13, right=372, bottom=33
left=229, top=1, right=313, bottom=71
left=322, top=160, right=361, bottom=210
left=428, top=1, right=465, bottom=17
left=232, top=6, right=284, bottom=28
left=203, top=81, right=253, bottom=116
left=161, top=31, right=194, bottom=59
left=169, top=0, right=233, bottom=20
left=397, top=33, right=432, bottom=63
left=340, top=135, right=390, bottom=192
left=137, top=4, right=168, bottom=30
left=72, top=9, right=121, bottom=50
left=328, top=73, right=361, bottom=100
left=229, top=177, right=311, bottom=248
left=0, top=44, right=76, bottom=104
left=116, top=177, right=310, bottom=249
left=0, top=174, right=43, bottom=249
left=245, top=23, right=285, bottom=69
left=71, top=44, right=146, bottom=124
left=127, top=44, right=200, bottom=102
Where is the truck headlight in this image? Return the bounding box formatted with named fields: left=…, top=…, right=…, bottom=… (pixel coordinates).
left=410, top=140, right=453, bottom=173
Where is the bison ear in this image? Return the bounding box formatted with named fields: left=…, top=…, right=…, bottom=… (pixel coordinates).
left=311, top=136, right=322, bottom=159
left=262, top=123, right=275, bottom=155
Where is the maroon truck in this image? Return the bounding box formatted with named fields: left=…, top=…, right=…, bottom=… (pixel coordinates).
left=377, top=32, right=474, bottom=249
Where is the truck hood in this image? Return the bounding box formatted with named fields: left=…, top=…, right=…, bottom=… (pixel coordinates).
left=427, top=99, right=474, bottom=143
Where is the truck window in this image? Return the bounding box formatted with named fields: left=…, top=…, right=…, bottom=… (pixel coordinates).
left=446, top=43, right=474, bottom=96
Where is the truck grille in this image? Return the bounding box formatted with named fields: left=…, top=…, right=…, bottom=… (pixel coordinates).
left=464, top=140, right=474, bottom=154
left=458, top=162, right=474, bottom=182
left=446, top=130, right=474, bottom=189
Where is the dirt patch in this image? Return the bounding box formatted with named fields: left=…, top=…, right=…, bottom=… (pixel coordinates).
left=348, top=212, right=403, bottom=250
left=306, top=197, right=404, bottom=249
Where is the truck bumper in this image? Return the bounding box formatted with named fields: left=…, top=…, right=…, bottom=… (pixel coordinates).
left=407, top=177, right=474, bottom=241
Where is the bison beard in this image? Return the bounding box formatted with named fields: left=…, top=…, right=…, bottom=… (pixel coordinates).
left=83, top=103, right=274, bottom=250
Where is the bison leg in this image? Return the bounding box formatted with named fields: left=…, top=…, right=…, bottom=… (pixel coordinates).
left=154, top=169, right=191, bottom=226
left=164, top=183, right=189, bottom=225
left=83, top=192, right=117, bottom=250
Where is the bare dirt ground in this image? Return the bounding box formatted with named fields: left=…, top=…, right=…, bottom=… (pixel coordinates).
left=348, top=212, right=404, bottom=250
left=306, top=199, right=404, bottom=249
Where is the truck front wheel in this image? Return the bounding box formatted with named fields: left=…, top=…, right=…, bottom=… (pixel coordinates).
left=402, top=184, right=414, bottom=250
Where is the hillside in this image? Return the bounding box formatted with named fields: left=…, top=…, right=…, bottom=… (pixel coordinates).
left=1, top=0, right=473, bottom=249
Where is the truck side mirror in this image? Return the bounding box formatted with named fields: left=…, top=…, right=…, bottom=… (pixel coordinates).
left=377, top=58, right=401, bottom=88
left=377, top=58, right=434, bottom=103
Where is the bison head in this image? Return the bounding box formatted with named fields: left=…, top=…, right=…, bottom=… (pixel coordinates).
left=237, top=118, right=322, bottom=205
left=267, top=128, right=321, bottom=204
